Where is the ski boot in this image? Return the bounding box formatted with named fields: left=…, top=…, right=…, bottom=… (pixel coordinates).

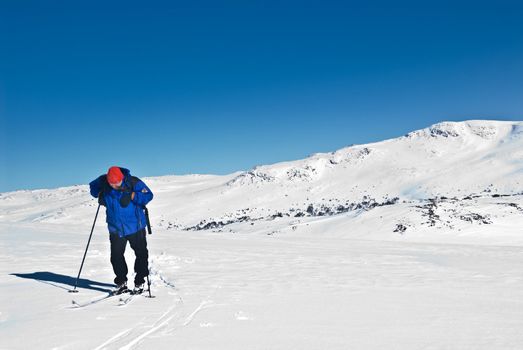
left=113, top=281, right=128, bottom=295
left=132, top=283, right=145, bottom=295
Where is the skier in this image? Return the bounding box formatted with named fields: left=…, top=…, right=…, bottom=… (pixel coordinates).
left=89, top=166, right=154, bottom=294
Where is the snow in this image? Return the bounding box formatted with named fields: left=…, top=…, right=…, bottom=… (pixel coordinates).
left=1, top=120, right=523, bottom=349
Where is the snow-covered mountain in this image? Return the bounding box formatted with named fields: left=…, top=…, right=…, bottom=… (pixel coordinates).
left=2, top=120, right=522, bottom=237
left=2, top=120, right=523, bottom=350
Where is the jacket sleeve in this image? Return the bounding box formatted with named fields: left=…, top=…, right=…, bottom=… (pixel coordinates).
left=132, top=179, right=153, bottom=206
left=89, top=176, right=104, bottom=198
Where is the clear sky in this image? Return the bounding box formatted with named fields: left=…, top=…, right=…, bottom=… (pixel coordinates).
left=1, top=0, right=522, bottom=192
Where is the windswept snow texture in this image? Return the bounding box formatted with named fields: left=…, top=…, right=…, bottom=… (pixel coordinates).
left=2, top=120, right=523, bottom=349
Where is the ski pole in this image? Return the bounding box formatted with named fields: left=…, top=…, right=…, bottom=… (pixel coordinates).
left=146, top=274, right=154, bottom=298
left=144, top=207, right=152, bottom=235
left=69, top=204, right=101, bottom=293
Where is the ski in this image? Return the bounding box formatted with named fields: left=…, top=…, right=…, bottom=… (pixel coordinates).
left=70, top=286, right=152, bottom=309
left=71, top=290, right=129, bottom=308
left=117, top=293, right=136, bottom=306
left=116, top=287, right=154, bottom=306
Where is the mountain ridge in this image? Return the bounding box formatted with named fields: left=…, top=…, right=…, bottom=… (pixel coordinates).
left=1, top=120, right=522, bottom=234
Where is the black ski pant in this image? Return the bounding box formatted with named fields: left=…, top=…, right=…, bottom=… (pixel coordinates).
left=110, top=229, right=149, bottom=286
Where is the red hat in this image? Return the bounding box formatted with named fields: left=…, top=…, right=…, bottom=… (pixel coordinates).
left=107, top=166, right=124, bottom=185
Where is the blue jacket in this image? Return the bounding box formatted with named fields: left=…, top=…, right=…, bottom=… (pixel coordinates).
left=89, top=168, right=154, bottom=237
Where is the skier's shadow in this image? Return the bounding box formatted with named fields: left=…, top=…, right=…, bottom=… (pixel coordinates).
left=10, top=271, right=114, bottom=293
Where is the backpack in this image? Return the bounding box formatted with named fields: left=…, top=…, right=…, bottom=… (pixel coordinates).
left=128, top=176, right=153, bottom=235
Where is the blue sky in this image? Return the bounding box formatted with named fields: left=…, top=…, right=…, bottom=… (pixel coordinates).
left=1, top=0, right=522, bottom=192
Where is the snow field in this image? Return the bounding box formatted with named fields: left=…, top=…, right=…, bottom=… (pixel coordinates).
left=2, top=120, right=523, bottom=349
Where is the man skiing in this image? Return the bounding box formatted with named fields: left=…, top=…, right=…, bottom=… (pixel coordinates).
left=89, top=166, right=154, bottom=294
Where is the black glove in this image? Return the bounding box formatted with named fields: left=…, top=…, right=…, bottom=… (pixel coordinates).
left=120, top=192, right=132, bottom=207
left=98, top=192, right=106, bottom=207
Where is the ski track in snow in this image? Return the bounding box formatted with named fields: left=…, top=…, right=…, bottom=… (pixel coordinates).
left=120, top=308, right=178, bottom=350
left=181, top=300, right=215, bottom=327
left=93, top=328, right=133, bottom=350
left=94, top=301, right=182, bottom=350
left=102, top=294, right=216, bottom=350
left=91, top=274, right=215, bottom=349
